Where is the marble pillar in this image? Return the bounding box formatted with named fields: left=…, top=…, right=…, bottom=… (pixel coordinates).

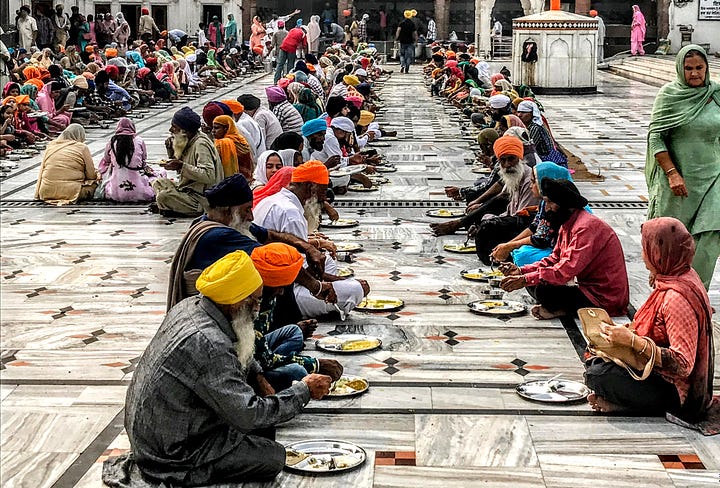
left=475, top=0, right=495, bottom=57
left=435, top=0, right=449, bottom=40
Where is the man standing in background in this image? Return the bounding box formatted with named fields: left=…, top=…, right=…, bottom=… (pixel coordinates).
left=16, top=6, right=37, bottom=50
left=52, top=4, right=70, bottom=48
left=426, top=12, right=436, bottom=42
left=589, top=10, right=605, bottom=64
left=396, top=10, right=417, bottom=74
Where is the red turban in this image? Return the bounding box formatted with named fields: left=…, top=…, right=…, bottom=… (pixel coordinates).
left=202, top=102, right=232, bottom=126
left=145, top=57, right=158, bottom=68
left=251, top=243, right=304, bottom=287
left=105, top=65, right=120, bottom=79
left=141, top=7, right=149, bottom=15
left=360, top=57, right=370, bottom=69
left=493, top=135, right=524, bottom=159
left=291, top=160, right=329, bottom=185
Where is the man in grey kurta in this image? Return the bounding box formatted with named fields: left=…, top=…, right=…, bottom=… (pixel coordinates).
left=151, top=107, right=224, bottom=216
left=114, top=255, right=331, bottom=485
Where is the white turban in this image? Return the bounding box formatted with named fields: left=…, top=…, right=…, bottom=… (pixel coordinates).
left=517, top=100, right=543, bottom=125
left=488, top=94, right=511, bottom=109
left=330, top=116, right=355, bottom=133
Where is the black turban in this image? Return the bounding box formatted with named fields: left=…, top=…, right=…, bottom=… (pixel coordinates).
left=205, top=174, right=253, bottom=208
left=172, top=106, right=201, bottom=133
left=541, top=178, right=588, bottom=209
left=237, top=94, right=260, bottom=111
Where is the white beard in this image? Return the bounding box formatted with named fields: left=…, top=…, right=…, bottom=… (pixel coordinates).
left=229, top=213, right=254, bottom=238
left=230, top=306, right=257, bottom=372
left=500, top=165, right=525, bottom=195
left=172, top=132, right=190, bottom=159
left=304, top=200, right=323, bottom=234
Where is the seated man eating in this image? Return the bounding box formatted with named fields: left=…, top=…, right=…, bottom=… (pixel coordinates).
left=253, top=160, right=369, bottom=319
left=166, top=173, right=336, bottom=333
left=113, top=251, right=332, bottom=485
left=250, top=243, right=343, bottom=391
left=500, top=178, right=629, bottom=319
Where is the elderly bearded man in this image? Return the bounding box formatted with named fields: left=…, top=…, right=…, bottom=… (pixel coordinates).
left=167, top=173, right=336, bottom=332
left=469, top=135, right=541, bottom=263
left=109, top=251, right=332, bottom=486
left=151, top=107, right=224, bottom=217
left=432, top=136, right=538, bottom=251
left=254, top=160, right=369, bottom=318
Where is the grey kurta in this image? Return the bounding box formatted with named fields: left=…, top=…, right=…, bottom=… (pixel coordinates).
left=124, top=296, right=310, bottom=484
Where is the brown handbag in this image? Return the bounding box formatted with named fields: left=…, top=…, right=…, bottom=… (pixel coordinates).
left=578, top=307, right=656, bottom=381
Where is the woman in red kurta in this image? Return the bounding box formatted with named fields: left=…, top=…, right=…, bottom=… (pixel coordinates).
left=585, top=217, right=714, bottom=420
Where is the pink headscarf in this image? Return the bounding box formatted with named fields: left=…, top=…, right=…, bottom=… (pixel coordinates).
left=345, top=95, right=363, bottom=109
left=491, top=73, right=505, bottom=84
left=115, top=117, right=136, bottom=136
left=253, top=166, right=293, bottom=208
left=633, top=217, right=713, bottom=421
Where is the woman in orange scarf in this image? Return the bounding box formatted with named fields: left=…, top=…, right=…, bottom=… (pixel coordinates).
left=211, top=115, right=253, bottom=179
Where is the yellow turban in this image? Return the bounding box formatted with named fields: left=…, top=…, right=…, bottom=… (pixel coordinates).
left=343, top=75, right=360, bottom=86
left=411, top=9, right=417, bottom=17
left=196, top=251, right=263, bottom=305
left=358, top=110, right=375, bottom=126
left=403, top=10, right=413, bottom=18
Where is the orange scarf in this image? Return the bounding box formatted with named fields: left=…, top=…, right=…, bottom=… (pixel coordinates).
left=213, top=115, right=252, bottom=179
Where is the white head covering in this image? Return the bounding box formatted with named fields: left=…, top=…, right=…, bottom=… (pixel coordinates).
left=469, top=88, right=483, bottom=98
left=488, top=94, right=511, bottom=109
left=330, top=116, right=355, bottom=133
left=504, top=126, right=532, bottom=145
left=277, top=148, right=299, bottom=167
left=517, top=100, right=543, bottom=125
left=354, top=68, right=367, bottom=77
left=58, top=123, right=86, bottom=142
left=253, top=150, right=283, bottom=185
left=476, top=61, right=490, bottom=77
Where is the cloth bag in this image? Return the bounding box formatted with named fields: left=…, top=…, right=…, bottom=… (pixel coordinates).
left=578, top=307, right=656, bottom=381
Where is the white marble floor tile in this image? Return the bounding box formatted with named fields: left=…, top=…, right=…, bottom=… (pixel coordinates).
left=0, top=451, right=79, bottom=488
left=373, top=466, right=546, bottom=488
left=416, top=414, right=538, bottom=468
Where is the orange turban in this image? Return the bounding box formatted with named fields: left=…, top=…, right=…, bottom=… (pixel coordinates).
left=22, top=66, right=41, bottom=80
left=85, top=45, right=94, bottom=53
left=589, top=10, right=598, bottom=17
left=493, top=135, right=524, bottom=159
left=105, top=48, right=118, bottom=58
left=221, top=99, right=244, bottom=114
left=2, top=97, right=15, bottom=106
left=291, top=160, right=329, bottom=185
left=26, top=78, right=45, bottom=90
left=14, top=95, right=30, bottom=105
left=251, top=243, right=304, bottom=287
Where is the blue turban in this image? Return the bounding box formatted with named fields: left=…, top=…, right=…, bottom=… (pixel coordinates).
left=205, top=174, right=253, bottom=207
left=302, top=118, right=327, bottom=137
left=294, top=71, right=308, bottom=83
left=172, top=106, right=201, bottom=133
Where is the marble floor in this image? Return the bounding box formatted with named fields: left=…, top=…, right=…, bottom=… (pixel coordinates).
left=1, top=67, right=719, bottom=488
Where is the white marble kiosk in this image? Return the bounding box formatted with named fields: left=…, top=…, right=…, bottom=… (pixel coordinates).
left=511, top=9, right=599, bottom=94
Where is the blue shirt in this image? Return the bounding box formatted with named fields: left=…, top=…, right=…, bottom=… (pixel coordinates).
left=106, top=81, right=132, bottom=110
left=186, top=222, right=269, bottom=270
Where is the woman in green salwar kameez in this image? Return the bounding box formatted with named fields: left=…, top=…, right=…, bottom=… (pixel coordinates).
left=646, top=44, right=720, bottom=289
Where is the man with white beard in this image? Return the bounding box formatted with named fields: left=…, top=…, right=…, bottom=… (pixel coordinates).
left=150, top=107, right=224, bottom=217
left=468, top=136, right=540, bottom=264
left=253, top=160, right=369, bottom=318
left=166, top=173, right=333, bottom=317
left=114, top=251, right=332, bottom=486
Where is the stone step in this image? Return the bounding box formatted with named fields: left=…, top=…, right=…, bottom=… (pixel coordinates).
left=608, top=55, right=720, bottom=87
